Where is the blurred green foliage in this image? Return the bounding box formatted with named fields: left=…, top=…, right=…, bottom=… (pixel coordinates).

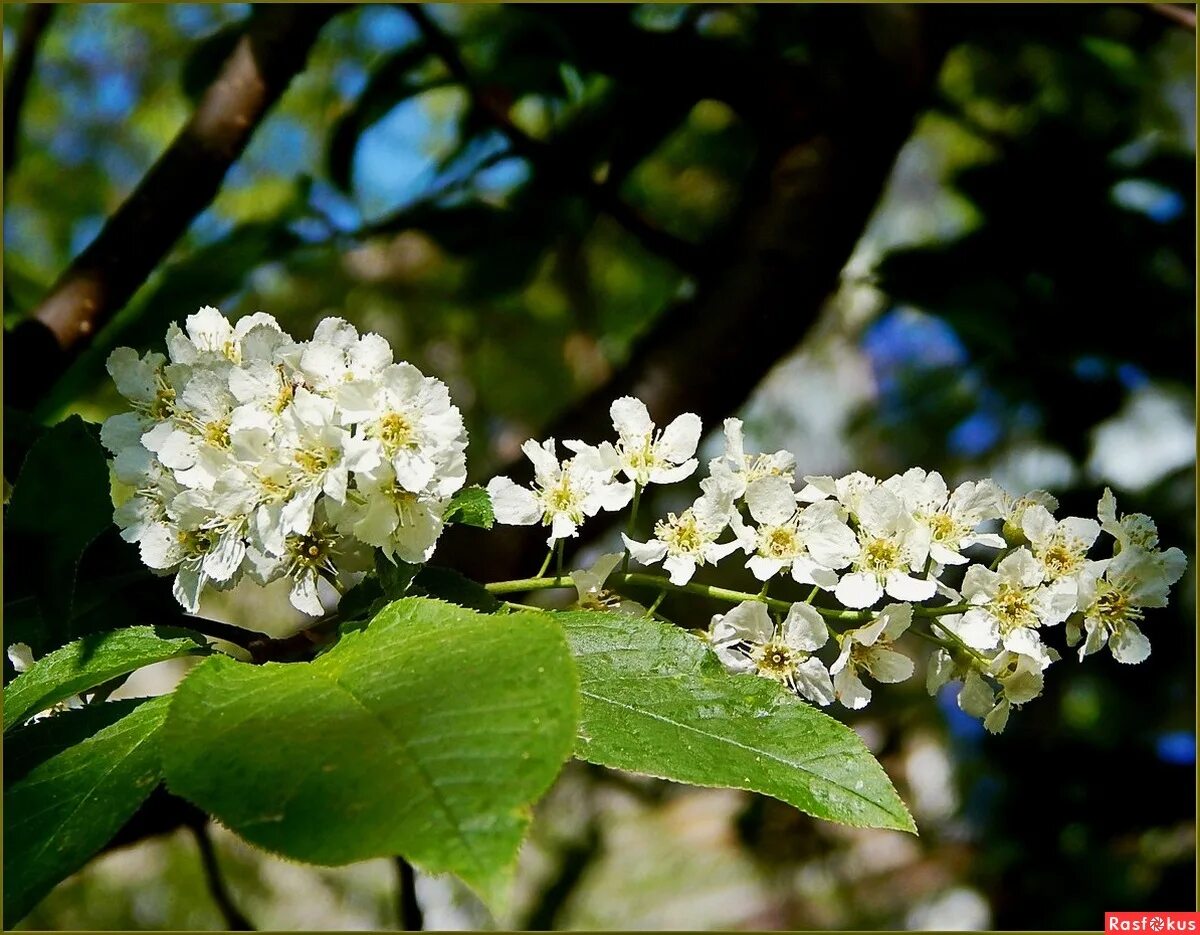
left=3, top=3, right=1194, bottom=930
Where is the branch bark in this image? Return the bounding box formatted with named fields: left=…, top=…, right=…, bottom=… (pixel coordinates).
left=5, top=5, right=341, bottom=411
left=402, top=3, right=705, bottom=274
left=190, top=822, right=255, bottom=931
left=3, top=3, right=56, bottom=178
left=443, top=6, right=955, bottom=581
left=394, top=857, right=423, bottom=930
left=93, top=3, right=957, bottom=869
left=1148, top=3, right=1197, bottom=31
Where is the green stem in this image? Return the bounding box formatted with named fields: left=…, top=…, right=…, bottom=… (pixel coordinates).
left=621, top=483, right=643, bottom=575
left=318, top=566, right=346, bottom=596
left=535, top=548, right=554, bottom=579
left=485, top=571, right=969, bottom=624
left=929, top=616, right=989, bottom=665
left=555, top=539, right=565, bottom=583
left=645, top=591, right=667, bottom=617
left=805, top=585, right=821, bottom=604
left=909, top=627, right=956, bottom=652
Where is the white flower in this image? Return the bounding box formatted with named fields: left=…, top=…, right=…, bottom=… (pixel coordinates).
left=738, top=476, right=857, bottom=587
left=956, top=667, right=996, bottom=721
left=1070, top=544, right=1186, bottom=663
left=328, top=463, right=447, bottom=565
left=104, top=310, right=469, bottom=614
left=273, top=388, right=352, bottom=536
left=487, top=438, right=633, bottom=545
left=608, top=396, right=701, bottom=486
left=995, top=486, right=1059, bottom=545
left=570, top=553, right=647, bottom=615
left=709, top=417, right=795, bottom=497
left=943, top=547, right=1074, bottom=669
left=833, top=486, right=935, bottom=608
left=1020, top=504, right=1100, bottom=585
left=342, top=362, right=467, bottom=499
left=136, top=516, right=246, bottom=614
left=1096, top=488, right=1186, bottom=589
left=140, top=369, right=239, bottom=491
left=622, top=471, right=741, bottom=584
left=102, top=411, right=157, bottom=486
left=884, top=469, right=1005, bottom=566
left=709, top=601, right=835, bottom=705
left=1097, top=487, right=1163, bottom=552
left=296, top=318, right=393, bottom=395
left=830, top=603, right=914, bottom=709
left=7, top=642, right=36, bottom=674
left=797, top=470, right=878, bottom=514
left=246, top=507, right=372, bottom=616
left=166, top=306, right=282, bottom=365
left=106, top=346, right=187, bottom=422
left=980, top=648, right=1051, bottom=734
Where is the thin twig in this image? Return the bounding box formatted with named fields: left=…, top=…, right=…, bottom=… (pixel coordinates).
left=401, top=3, right=702, bottom=272
left=4, top=3, right=55, bottom=178
left=179, top=614, right=265, bottom=650
left=189, top=822, right=254, bottom=931
left=395, top=856, right=423, bottom=931
left=486, top=571, right=969, bottom=624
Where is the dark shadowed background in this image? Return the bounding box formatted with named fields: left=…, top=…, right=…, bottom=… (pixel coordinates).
left=3, top=3, right=1195, bottom=930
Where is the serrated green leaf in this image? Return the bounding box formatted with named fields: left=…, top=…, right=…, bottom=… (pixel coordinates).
left=4, top=627, right=211, bottom=732
left=161, top=597, right=578, bottom=908
left=4, top=695, right=171, bottom=923
left=5, top=698, right=150, bottom=788
left=444, top=485, right=495, bottom=529
left=548, top=609, right=916, bottom=834
left=410, top=565, right=501, bottom=613
left=5, top=416, right=112, bottom=626
left=377, top=552, right=420, bottom=597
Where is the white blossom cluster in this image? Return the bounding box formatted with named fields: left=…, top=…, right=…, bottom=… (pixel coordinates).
left=489, top=402, right=1188, bottom=733
left=102, top=308, right=468, bottom=616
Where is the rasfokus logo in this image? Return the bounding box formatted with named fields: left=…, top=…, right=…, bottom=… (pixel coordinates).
left=1107, top=913, right=1200, bottom=932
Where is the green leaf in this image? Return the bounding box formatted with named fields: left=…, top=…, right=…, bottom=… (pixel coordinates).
left=161, top=597, right=578, bottom=907
left=4, top=627, right=211, bottom=732
left=410, top=565, right=502, bottom=613
left=550, top=609, right=916, bottom=834
left=5, top=698, right=150, bottom=788
left=377, top=552, right=420, bottom=598
left=5, top=416, right=112, bottom=626
left=444, top=485, right=495, bottom=529
left=4, top=695, right=171, bottom=923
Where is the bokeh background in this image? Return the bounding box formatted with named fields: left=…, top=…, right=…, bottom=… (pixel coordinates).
left=3, top=3, right=1195, bottom=930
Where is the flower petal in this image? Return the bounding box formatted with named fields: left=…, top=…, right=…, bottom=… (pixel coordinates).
left=782, top=602, right=828, bottom=652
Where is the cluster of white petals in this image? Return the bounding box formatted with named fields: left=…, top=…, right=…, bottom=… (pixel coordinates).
left=489, top=402, right=1187, bottom=733
left=100, top=328, right=1189, bottom=738
left=102, top=308, right=467, bottom=616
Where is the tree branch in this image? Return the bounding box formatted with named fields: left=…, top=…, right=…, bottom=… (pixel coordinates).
left=3, top=3, right=56, bottom=178
left=189, top=821, right=255, bottom=931
left=401, top=3, right=704, bottom=273
left=443, top=7, right=955, bottom=581
left=394, top=857, right=423, bottom=930
left=1148, top=3, right=1196, bottom=31
left=5, top=5, right=342, bottom=411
